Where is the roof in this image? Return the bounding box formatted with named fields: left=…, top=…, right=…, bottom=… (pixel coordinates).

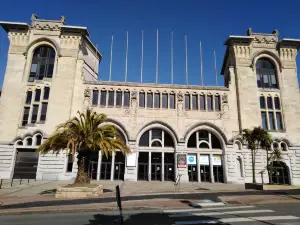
left=0, top=21, right=29, bottom=32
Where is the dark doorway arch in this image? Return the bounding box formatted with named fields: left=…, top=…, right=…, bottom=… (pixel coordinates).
left=270, top=161, right=290, bottom=185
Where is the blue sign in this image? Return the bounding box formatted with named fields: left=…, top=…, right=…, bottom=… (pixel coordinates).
left=187, top=155, right=196, bottom=165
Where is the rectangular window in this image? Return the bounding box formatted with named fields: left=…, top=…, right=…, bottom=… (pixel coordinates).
left=40, top=103, right=48, bottom=121
left=139, top=92, right=145, bottom=108
left=200, top=95, right=206, bottom=111
left=267, top=96, right=273, bottom=109
left=185, top=94, right=190, bottom=110
left=207, top=95, right=213, bottom=111
left=268, top=112, right=275, bottom=130
left=31, top=105, right=39, bottom=124
left=274, top=97, right=280, bottom=110
left=66, top=155, right=73, bottom=172
left=123, top=92, right=130, bottom=107
left=192, top=95, right=198, bottom=110
left=100, top=90, right=107, bottom=106
left=22, top=107, right=30, bottom=126
left=169, top=93, right=175, bottom=109
left=261, top=112, right=267, bottom=129
left=92, top=90, right=99, bottom=105
left=276, top=112, right=283, bottom=130
left=215, top=95, right=220, bottom=111
left=147, top=93, right=153, bottom=108
left=116, top=91, right=122, bottom=107
left=26, top=91, right=32, bottom=104
left=154, top=93, right=160, bottom=108
left=35, top=89, right=41, bottom=102
left=260, top=96, right=265, bottom=109
left=162, top=93, right=168, bottom=109
left=43, top=87, right=50, bottom=100
left=108, top=91, right=115, bottom=106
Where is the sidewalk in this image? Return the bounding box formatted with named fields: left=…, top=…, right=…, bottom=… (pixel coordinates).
left=0, top=180, right=300, bottom=215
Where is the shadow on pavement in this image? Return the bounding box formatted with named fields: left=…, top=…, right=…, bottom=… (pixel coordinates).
left=83, top=212, right=229, bottom=225
left=1, top=189, right=300, bottom=210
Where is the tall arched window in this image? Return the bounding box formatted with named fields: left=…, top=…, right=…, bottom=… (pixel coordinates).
left=187, top=130, right=222, bottom=149
left=256, top=58, right=278, bottom=89
left=29, top=46, right=55, bottom=82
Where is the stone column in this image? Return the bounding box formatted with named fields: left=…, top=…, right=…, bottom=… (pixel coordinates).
left=97, top=151, right=102, bottom=181
left=162, top=152, right=165, bottom=181
left=148, top=151, right=151, bottom=181
left=209, top=154, right=214, bottom=183
left=197, top=153, right=201, bottom=183
left=111, top=152, right=115, bottom=181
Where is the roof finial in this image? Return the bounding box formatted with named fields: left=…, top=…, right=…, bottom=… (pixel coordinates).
left=272, top=29, right=279, bottom=37
left=247, top=28, right=253, bottom=36
left=61, top=16, right=66, bottom=24
left=31, top=14, right=38, bottom=21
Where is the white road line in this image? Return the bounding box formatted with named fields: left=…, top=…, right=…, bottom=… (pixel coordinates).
left=169, top=209, right=274, bottom=218
left=164, top=206, right=253, bottom=214
left=175, top=216, right=300, bottom=225
left=164, top=205, right=255, bottom=213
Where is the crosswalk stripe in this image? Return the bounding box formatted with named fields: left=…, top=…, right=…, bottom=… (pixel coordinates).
left=175, top=216, right=300, bottom=225
left=164, top=205, right=255, bottom=213
left=169, top=209, right=273, bottom=218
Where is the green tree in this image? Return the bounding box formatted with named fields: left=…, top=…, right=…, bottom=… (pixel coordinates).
left=241, top=127, right=272, bottom=183
left=37, top=109, right=130, bottom=184
left=266, top=146, right=282, bottom=184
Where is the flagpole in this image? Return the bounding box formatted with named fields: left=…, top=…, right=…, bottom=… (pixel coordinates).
left=200, top=41, right=203, bottom=86
left=214, top=50, right=218, bottom=86
left=156, top=29, right=159, bottom=84
left=171, top=31, right=174, bottom=85
left=185, top=34, right=188, bottom=85
left=140, top=30, right=144, bottom=83
left=109, top=34, right=114, bottom=82
left=125, top=31, right=128, bottom=82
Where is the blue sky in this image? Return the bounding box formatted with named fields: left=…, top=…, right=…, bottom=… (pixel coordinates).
left=1, top=0, right=300, bottom=88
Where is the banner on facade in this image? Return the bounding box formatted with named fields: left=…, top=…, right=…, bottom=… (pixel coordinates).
left=187, top=155, right=197, bottom=165
left=126, top=153, right=137, bottom=167
left=177, top=154, right=187, bottom=168
left=213, top=155, right=222, bottom=166
left=199, top=155, right=209, bottom=165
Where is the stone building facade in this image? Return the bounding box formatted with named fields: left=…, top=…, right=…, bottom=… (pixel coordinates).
left=0, top=15, right=300, bottom=184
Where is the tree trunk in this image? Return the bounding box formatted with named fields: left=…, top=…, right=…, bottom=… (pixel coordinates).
left=266, top=151, right=271, bottom=184
left=251, top=150, right=256, bottom=183
left=74, top=152, right=90, bottom=184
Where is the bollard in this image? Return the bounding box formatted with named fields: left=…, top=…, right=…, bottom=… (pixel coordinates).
left=0, top=179, right=3, bottom=189
left=20, top=178, right=22, bottom=185
left=28, top=179, right=29, bottom=183
left=11, top=179, right=13, bottom=187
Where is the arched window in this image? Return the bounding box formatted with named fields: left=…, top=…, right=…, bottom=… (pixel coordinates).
left=26, top=138, right=33, bottom=146
left=256, top=58, right=278, bottom=89
left=29, top=46, right=55, bottom=82
left=16, top=140, right=23, bottom=146
left=236, top=157, right=244, bottom=178
left=187, top=130, right=222, bottom=150
left=139, top=128, right=175, bottom=148
left=36, top=135, right=42, bottom=146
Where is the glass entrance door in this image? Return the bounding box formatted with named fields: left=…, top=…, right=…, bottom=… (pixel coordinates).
left=188, top=165, right=197, bottom=182
left=138, top=152, right=149, bottom=181
left=88, top=151, right=99, bottom=180
left=114, top=152, right=125, bottom=180
left=200, top=165, right=210, bottom=182
left=151, top=152, right=162, bottom=181
left=164, top=153, right=174, bottom=181
left=100, top=154, right=112, bottom=180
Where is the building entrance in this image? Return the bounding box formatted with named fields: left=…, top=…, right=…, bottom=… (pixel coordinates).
left=13, top=148, right=38, bottom=179
left=270, top=161, right=290, bottom=184
left=200, top=155, right=210, bottom=182
left=88, top=151, right=99, bottom=180
left=100, top=154, right=112, bottom=180
left=213, top=155, right=224, bottom=183
left=138, top=152, right=149, bottom=181
left=151, top=152, right=162, bottom=181
left=188, top=154, right=197, bottom=182
left=164, top=153, right=174, bottom=181
left=114, top=152, right=125, bottom=180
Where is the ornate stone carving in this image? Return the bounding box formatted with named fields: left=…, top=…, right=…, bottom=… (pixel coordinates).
left=84, top=87, right=91, bottom=98
left=177, top=91, right=184, bottom=102
left=252, top=36, right=277, bottom=49
left=222, top=93, right=228, bottom=104
left=131, top=90, right=138, bottom=100
left=8, top=32, right=30, bottom=47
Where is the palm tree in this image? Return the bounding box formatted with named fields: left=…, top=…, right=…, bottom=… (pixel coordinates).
left=267, top=146, right=282, bottom=184
left=37, top=109, right=130, bottom=184
left=241, top=127, right=272, bottom=183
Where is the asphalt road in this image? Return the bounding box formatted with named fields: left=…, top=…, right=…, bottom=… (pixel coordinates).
left=1, top=203, right=300, bottom=225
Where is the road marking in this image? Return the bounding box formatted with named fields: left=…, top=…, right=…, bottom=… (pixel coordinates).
left=164, top=205, right=255, bottom=213
left=169, top=209, right=274, bottom=217
left=175, top=216, right=300, bottom=225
